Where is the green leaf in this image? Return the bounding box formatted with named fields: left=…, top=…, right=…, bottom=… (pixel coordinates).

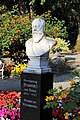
left=63, top=101, right=76, bottom=112
left=41, top=0, right=45, bottom=5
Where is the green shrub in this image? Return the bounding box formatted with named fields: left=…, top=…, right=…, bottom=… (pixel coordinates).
left=38, top=12, right=68, bottom=39
left=0, top=5, right=68, bottom=63
left=50, top=38, right=70, bottom=54
left=0, top=5, right=32, bottom=63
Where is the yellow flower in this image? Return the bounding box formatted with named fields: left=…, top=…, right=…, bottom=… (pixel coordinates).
left=70, top=80, right=75, bottom=86
left=58, top=96, right=62, bottom=99
left=15, top=68, right=20, bottom=73
left=45, top=96, right=49, bottom=101
left=64, top=112, right=69, bottom=119
left=78, top=111, right=80, bottom=114
left=61, top=93, right=67, bottom=99
left=51, top=96, right=55, bottom=100
left=49, top=96, right=55, bottom=101
left=59, top=91, right=69, bottom=99
left=45, top=96, right=54, bottom=101
left=11, top=70, right=15, bottom=73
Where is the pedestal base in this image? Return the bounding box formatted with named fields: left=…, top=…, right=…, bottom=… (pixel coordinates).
left=21, top=72, right=53, bottom=120
left=23, top=53, right=51, bottom=74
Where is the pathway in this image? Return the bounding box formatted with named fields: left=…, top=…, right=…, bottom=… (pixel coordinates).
left=0, top=77, right=21, bottom=91
left=0, top=72, right=79, bottom=91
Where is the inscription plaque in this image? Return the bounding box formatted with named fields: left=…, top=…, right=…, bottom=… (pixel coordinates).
left=22, top=79, right=38, bottom=109
left=21, top=72, right=53, bottom=120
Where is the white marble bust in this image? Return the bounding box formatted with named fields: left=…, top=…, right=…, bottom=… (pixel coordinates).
left=24, top=18, right=57, bottom=73
left=25, top=18, right=56, bottom=56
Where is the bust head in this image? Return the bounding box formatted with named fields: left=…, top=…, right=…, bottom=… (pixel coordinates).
left=32, top=18, right=45, bottom=43
left=32, top=18, right=45, bottom=33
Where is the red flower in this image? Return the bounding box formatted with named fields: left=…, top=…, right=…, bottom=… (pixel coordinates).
left=0, top=100, right=2, bottom=106
left=2, top=100, right=7, bottom=106
left=0, top=91, right=21, bottom=109
left=52, top=108, right=67, bottom=120
left=52, top=109, right=62, bottom=118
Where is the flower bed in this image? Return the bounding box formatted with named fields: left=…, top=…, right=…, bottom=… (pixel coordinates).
left=0, top=91, right=21, bottom=120
left=44, top=80, right=80, bottom=120
left=4, top=63, right=27, bottom=78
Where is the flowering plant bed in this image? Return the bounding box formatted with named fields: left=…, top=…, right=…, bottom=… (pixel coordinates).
left=4, top=63, right=27, bottom=78
left=44, top=80, right=80, bottom=120
left=0, top=91, right=21, bottom=120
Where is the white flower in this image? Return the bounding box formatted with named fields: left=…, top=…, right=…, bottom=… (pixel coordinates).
left=0, top=117, right=5, bottom=120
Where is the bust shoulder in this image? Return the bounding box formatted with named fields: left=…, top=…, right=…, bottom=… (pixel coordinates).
left=25, top=38, right=32, bottom=46
left=46, top=37, right=55, bottom=42
left=46, top=37, right=57, bottom=48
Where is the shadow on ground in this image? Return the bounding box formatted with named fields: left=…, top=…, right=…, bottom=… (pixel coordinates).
left=0, top=77, right=21, bottom=91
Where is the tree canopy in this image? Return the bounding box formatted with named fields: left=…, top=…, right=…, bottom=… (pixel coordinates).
left=0, top=0, right=80, bottom=45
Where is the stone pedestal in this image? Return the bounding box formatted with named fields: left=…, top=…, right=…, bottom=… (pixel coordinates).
left=23, top=53, right=51, bottom=73
left=21, top=72, right=53, bottom=120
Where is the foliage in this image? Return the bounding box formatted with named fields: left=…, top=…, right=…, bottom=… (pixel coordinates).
left=4, top=64, right=15, bottom=77
left=0, top=5, right=32, bottom=63
left=50, top=38, right=70, bottom=54
left=29, top=0, right=45, bottom=5
left=11, top=63, right=27, bottom=77
left=29, top=0, right=79, bottom=45
left=75, top=35, right=80, bottom=52
left=0, top=4, right=68, bottom=63
left=70, top=69, right=80, bottom=78
left=38, top=13, right=68, bottom=39
left=31, top=0, right=79, bottom=46
left=0, top=0, right=79, bottom=46
left=44, top=80, right=80, bottom=120
left=0, top=91, right=20, bottom=120
left=4, top=63, right=27, bottom=77
left=50, top=0, right=79, bottom=46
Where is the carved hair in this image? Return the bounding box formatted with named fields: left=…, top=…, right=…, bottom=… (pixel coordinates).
left=32, top=18, right=45, bottom=33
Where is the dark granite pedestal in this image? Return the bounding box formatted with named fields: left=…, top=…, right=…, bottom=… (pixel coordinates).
left=21, top=72, right=53, bottom=120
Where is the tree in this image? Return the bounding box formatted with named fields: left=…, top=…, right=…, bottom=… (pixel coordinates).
left=29, top=0, right=80, bottom=45
left=0, top=0, right=80, bottom=46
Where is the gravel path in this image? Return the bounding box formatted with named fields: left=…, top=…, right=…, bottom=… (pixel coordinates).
left=53, top=72, right=71, bottom=88
left=53, top=77, right=79, bottom=89
left=0, top=77, right=21, bottom=91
